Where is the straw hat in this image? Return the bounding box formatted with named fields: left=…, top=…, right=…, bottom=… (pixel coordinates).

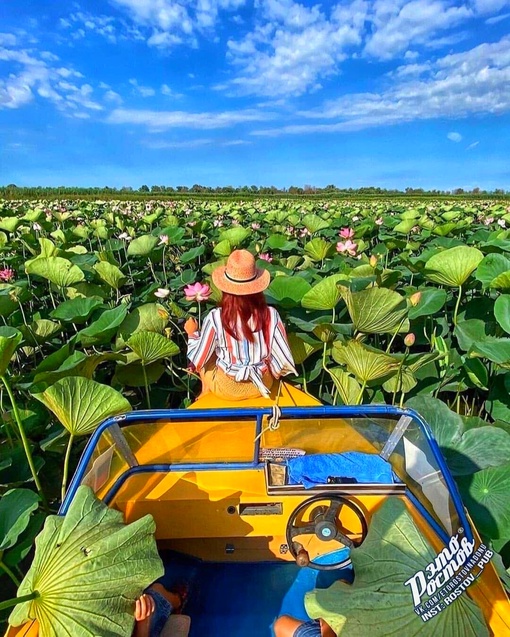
left=212, top=249, right=270, bottom=295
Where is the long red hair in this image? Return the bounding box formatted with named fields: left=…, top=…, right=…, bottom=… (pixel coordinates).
left=220, top=292, right=271, bottom=346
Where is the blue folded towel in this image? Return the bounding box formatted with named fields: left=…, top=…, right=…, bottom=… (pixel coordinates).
left=287, top=452, right=393, bottom=488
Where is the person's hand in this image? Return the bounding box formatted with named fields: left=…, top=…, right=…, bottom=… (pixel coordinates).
left=135, top=593, right=155, bottom=622
left=184, top=317, right=198, bottom=335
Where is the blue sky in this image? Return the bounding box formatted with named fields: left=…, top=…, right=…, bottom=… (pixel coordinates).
left=1, top=0, right=510, bottom=190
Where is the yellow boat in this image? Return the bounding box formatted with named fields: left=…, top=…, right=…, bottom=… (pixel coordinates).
left=7, top=383, right=510, bottom=636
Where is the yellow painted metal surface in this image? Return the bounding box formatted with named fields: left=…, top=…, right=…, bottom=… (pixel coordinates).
left=189, top=381, right=322, bottom=409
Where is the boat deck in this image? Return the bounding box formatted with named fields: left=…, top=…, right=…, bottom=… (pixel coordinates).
left=158, top=548, right=353, bottom=636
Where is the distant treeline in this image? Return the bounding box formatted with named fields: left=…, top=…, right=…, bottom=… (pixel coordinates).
left=1, top=183, right=509, bottom=200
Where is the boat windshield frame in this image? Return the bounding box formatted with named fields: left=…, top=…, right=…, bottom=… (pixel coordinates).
left=60, top=404, right=474, bottom=547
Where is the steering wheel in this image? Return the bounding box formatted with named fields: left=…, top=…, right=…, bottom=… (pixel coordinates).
left=286, top=494, right=368, bottom=571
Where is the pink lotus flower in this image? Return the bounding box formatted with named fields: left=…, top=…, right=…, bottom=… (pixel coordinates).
left=0, top=267, right=14, bottom=282
left=498, top=219, right=506, bottom=228
left=154, top=288, right=170, bottom=299
left=159, top=234, right=169, bottom=245
left=259, top=253, right=273, bottom=262
left=339, top=227, right=354, bottom=239
left=336, top=240, right=358, bottom=257
left=184, top=282, right=211, bottom=302
left=375, top=217, right=384, bottom=226
left=213, top=219, right=223, bottom=227
left=251, top=222, right=261, bottom=230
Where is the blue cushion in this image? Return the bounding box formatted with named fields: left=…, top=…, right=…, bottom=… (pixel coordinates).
left=287, top=452, right=393, bottom=488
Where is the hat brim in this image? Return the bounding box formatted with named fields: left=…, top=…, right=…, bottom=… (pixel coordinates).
left=212, top=266, right=270, bottom=295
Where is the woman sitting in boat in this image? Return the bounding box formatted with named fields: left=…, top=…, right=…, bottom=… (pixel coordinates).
left=184, top=249, right=297, bottom=400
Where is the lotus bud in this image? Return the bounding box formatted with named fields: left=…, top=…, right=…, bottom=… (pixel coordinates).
left=404, top=333, right=416, bottom=347
left=369, top=255, right=378, bottom=268
left=409, top=291, right=422, bottom=307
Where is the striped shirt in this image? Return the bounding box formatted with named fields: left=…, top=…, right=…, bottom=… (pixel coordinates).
left=187, top=307, right=297, bottom=396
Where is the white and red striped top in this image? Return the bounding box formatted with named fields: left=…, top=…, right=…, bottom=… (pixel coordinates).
left=187, top=307, right=297, bottom=396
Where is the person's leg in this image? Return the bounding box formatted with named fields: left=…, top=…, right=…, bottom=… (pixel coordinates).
left=274, top=615, right=306, bottom=637
left=274, top=616, right=329, bottom=637
left=149, top=583, right=185, bottom=612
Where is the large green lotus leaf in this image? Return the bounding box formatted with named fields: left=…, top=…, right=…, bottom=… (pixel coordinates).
left=457, top=463, right=510, bottom=539
left=33, top=377, right=131, bottom=436
left=265, top=234, right=298, bottom=251
left=332, top=340, right=398, bottom=383
left=127, top=234, right=159, bottom=256
left=213, top=239, right=233, bottom=257
left=475, top=253, right=510, bottom=288
left=393, top=218, right=416, bottom=234
left=93, top=261, right=127, bottom=290
left=127, top=331, right=179, bottom=364
left=406, top=396, right=463, bottom=448
left=408, top=288, right=447, bottom=320
left=0, top=326, right=23, bottom=376
left=469, top=338, right=510, bottom=365
left=267, top=276, right=312, bottom=309
left=305, top=498, right=488, bottom=636
left=67, top=281, right=108, bottom=300
left=302, top=214, right=329, bottom=233
left=0, top=285, right=19, bottom=317
left=303, top=238, right=333, bottom=262
left=494, top=295, right=510, bottom=334
left=340, top=286, right=408, bottom=334
left=301, top=275, right=347, bottom=310
left=78, top=305, right=129, bottom=347
left=50, top=297, right=104, bottom=323
left=34, top=351, right=126, bottom=386
left=454, top=320, right=488, bottom=352
left=328, top=368, right=361, bottom=405
left=116, top=303, right=169, bottom=348
left=424, top=246, right=484, bottom=287
left=114, top=361, right=165, bottom=387
left=407, top=396, right=510, bottom=475
left=0, top=217, right=21, bottom=233
left=180, top=245, right=205, bottom=263
left=218, top=227, right=250, bottom=245
left=9, top=485, right=163, bottom=637
left=21, top=319, right=61, bottom=346
left=0, top=488, right=39, bottom=551
left=287, top=333, right=321, bottom=364
left=463, top=358, right=489, bottom=390
left=37, top=238, right=59, bottom=258
left=382, top=366, right=417, bottom=394
left=489, top=271, right=510, bottom=290
left=446, top=427, right=510, bottom=475
left=26, top=257, right=85, bottom=287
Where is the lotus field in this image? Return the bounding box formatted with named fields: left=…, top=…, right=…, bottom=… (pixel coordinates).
left=1, top=196, right=510, bottom=609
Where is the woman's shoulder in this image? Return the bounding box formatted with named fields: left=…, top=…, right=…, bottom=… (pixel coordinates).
left=268, top=305, right=281, bottom=321
left=202, top=307, right=221, bottom=327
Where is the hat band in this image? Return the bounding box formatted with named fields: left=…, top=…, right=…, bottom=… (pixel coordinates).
left=225, top=271, right=258, bottom=283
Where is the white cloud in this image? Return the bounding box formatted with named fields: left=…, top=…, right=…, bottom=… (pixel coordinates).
left=447, top=131, right=462, bottom=142
left=485, top=11, right=510, bottom=23
left=364, top=0, right=472, bottom=60
left=109, top=0, right=246, bottom=48
left=129, top=78, right=156, bottom=97
left=251, top=35, right=510, bottom=135
left=224, top=0, right=366, bottom=97
left=107, top=107, right=274, bottom=129
left=467, top=141, right=480, bottom=149
left=0, top=33, right=106, bottom=115
left=144, top=137, right=214, bottom=148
